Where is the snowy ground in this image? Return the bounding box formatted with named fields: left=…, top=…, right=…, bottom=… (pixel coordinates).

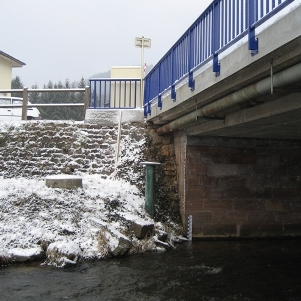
left=0, top=173, right=176, bottom=267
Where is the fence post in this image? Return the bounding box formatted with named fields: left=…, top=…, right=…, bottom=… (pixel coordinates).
left=84, top=86, right=89, bottom=114
left=22, top=87, right=28, bottom=121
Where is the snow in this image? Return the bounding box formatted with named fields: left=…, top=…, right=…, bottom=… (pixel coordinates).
left=0, top=174, right=159, bottom=266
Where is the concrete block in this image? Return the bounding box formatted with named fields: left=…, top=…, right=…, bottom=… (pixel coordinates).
left=45, top=175, right=83, bottom=189
left=85, top=109, right=144, bottom=126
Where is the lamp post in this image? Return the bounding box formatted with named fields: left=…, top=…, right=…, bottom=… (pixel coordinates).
left=135, top=36, right=151, bottom=107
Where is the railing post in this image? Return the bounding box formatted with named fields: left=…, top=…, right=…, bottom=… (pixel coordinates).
left=22, top=87, right=28, bottom=121
left=212, top=1, right=221, bottom=76
left=171, top=49, right=176, bottom=101
left=158, top=63, right=162, bottom=108
left=84, top=86, right=89, bottom=113
left=248, top=0, right=258, bottom=55
left=188, top=28, right=195, bottom=90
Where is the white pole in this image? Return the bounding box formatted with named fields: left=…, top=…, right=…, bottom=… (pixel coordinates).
left=140, top=37, right=145, bottom=108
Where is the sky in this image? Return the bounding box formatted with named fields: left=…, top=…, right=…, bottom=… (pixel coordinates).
left=0, top=0, right=212, bottom=88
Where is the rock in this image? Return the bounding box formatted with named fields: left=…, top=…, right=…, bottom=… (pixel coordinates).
left=132, top=220, right=154, bottom=239
left=0, top=249, right=12, bottom=265
left=154, top=239, right=170, bottom=250
left=46, top=241, right=81, bottom=267
left=8, top=247, right=43, bottom=262
left=89, top=218, right=132, bottom=257
left=108, top=235, right=132, bottom=257
left=122, top=215, right=154, bottom=239
left=176, top=236, right=188, bottom=242
left=156, top=229, right=168, bottom=242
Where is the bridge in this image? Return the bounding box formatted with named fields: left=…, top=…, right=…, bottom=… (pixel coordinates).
left=142, top=0, right=301, bottom=238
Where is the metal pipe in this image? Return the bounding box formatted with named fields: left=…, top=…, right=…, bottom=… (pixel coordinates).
left=156, top=62, right=301, bottom=135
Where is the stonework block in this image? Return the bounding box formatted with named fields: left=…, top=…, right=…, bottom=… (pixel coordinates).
left=207, top=164, right=249, bottom=177
left=186, top=148, right=201, bottom=163
left=186, top=175, right=201, bottom=186
left=192, top=211, right=213, bottom=224
left=254, top=187, right=273, bottom=199
left=277, top=212, right=301, bottom=223
left=186, top=185, right=207, bottom=199
left=206, top=186, right=226, bottom=199
left=161, top=144, right=175, bottom=157
left=203, top=199, right=233, bottom=211
left=259, top=224, right=283, bottom=236
left=186, top=203, right=204, bottom=214
left=211, top=211, right=248, bottom=224
left=186, top=163, right=207, bottom=176
left=199, top=152, right=228, bottom=164
left=239, top=224, right=261, bottom=237
left=227, top=150, right=257, bottom=164
left=224, top=186, right=253, bottom=199
left=265, top=199, right=282, bottom=211
left=202, top=224, right=237, bottom=237
left=256, top=154, right=280, bottom=166
left=273, top=187, right=299, bottom=199
left=200, top=176, right=220, bottom=188
left=248, top=211, right=276, bottom=224
left=283, top=223, right=301, bottom=236
left=233, top=199, right=265, bottom=211
left=218, top=176, right=247, bottom=187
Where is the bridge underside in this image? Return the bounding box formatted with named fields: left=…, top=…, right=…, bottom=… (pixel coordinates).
left=186, top=89, right=301, bottom=140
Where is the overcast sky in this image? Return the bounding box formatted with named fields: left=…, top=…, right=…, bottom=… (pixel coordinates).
left=1, top=0, right=212, bottom=87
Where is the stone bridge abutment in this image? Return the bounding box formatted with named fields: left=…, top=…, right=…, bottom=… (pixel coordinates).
left=172, top=131, right=301, bottom=238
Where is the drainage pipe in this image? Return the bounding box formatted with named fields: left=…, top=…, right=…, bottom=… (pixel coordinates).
left=156, top=62, right=301, bottom=135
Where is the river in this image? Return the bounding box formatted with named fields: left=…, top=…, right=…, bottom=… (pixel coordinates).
left=1, top=239, right=301, bottom=301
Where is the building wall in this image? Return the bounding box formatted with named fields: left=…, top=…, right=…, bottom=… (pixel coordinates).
left=110, top=66, right=141, bottom=108
left=111, top=66, right=141, bottom=78
left=175, top=132, right=301, bottom=238
left=0, top=56, right=12, bottom=94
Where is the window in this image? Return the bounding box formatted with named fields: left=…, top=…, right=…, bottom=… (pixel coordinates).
left=0, top=98, right=11, bottom=104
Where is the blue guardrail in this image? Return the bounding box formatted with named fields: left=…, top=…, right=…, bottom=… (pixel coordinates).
left=89, top=78, right=141, bottom=109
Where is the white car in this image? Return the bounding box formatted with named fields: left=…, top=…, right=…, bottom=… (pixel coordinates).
left=0, top=97, right=41, bottom=120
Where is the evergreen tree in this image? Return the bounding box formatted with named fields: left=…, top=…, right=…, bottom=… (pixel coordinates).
left=11, top=76, right=23, bottom=97
left=29, top=84, right=40, bottom=104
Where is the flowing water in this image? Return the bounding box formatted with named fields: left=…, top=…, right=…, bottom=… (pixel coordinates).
left=1, top=239, right=301, bottom=301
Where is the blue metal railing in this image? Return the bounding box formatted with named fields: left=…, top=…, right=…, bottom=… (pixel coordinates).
left=144, top=0, right=294, bottom=116
left=89, top=78, right=141, bottom=109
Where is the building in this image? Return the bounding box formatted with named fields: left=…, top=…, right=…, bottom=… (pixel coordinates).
left=0, top=50, right=25, bottom=96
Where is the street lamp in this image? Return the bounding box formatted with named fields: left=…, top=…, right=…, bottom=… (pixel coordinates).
left=135, top=36, right=151, bottom=107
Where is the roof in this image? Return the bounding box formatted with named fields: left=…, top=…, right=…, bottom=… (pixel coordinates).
left=0, top=50, right=26, bottom=67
